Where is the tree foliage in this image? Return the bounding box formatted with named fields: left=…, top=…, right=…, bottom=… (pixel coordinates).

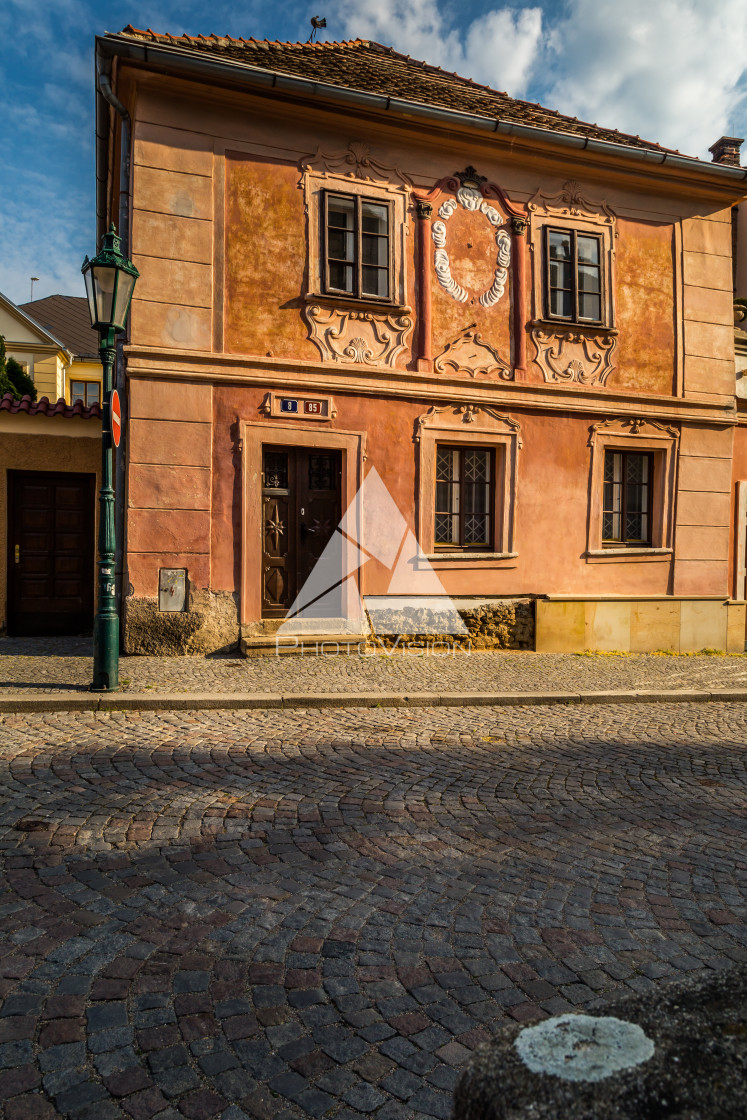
left=0, top=335, right=38, bottom=401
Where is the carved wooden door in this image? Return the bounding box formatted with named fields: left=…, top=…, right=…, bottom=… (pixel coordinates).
left=296, top=450, right=342, bottom=618
left=261, top=448, right=341, bottom=619
left=262, top=449, right=296, bottom=617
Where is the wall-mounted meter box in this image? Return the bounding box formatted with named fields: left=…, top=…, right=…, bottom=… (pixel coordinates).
left=159, top=568, right=187, bottom=612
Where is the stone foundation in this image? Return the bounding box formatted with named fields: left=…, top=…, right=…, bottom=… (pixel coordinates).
left=123, top=589, right=240, bottom=655
left=366, top=598, right=535, bottom=650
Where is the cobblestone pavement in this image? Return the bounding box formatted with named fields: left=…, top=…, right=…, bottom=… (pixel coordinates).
left=2, top=636, right=747, bottom=695
left=0, top=702, right=746, bottom=1119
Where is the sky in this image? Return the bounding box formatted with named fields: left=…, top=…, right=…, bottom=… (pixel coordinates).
left=1, top=0, right=746, bottom=306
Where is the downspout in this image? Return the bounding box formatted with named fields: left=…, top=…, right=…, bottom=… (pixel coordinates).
left=96, top=58, right=132, bottom=635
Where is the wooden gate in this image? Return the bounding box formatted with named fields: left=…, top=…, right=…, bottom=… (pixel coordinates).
left=7, top=471, right=95, bottom=636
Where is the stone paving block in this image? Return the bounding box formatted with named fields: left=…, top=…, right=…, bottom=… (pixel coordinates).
left=0, top=701, right=746, bottom=1118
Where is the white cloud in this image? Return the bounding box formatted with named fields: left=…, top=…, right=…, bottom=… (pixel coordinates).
left=331, top=0, right=747, bottom=157
left=332, top=0, right=543, bottom=96
left=546, top=0, right=747, bottom=157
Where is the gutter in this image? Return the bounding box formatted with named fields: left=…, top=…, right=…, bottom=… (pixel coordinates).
left=97, top=33, right=747, bottom=188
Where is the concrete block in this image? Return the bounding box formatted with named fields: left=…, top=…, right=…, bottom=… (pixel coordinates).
left=535, top=601, right=585, bottom=653
left=134, top=165, right=213, bottom=220
left=130, top=299, right=212, bottom=351
left=129, top=380, right=212, bottom=423
left=675, top=526, right=730, bottom=561
left=683, top=320, right=735, bottom=362
left=129, top=419, right=212, bottom=467
left=679, top=600, right=727, bottom=651
left=726, top=602, right=746, bottom=653
left=682, top=251, right=732, bottom=291
left=585, top=601, right=631, bottom=652
left=630, top=600, right=680, bottom=652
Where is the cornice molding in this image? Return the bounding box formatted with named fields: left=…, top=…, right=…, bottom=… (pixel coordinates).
left=123, top=345, right=737, bottom=425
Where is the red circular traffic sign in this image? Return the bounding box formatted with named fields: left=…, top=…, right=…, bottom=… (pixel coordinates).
left=111, top=390, right=121, bottom=448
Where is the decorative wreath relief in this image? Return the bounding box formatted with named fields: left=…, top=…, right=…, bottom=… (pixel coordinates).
left=431, top=187, right=512, bottom=308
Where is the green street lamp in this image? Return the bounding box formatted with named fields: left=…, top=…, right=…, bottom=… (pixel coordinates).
left=82, top=225, right=139, bottom=691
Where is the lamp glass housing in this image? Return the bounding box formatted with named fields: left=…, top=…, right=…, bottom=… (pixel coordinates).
left=81, top=225, right=139, bottom=335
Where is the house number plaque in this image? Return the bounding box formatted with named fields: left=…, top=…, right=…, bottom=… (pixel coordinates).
left=261, top=392, right=336, bottom=421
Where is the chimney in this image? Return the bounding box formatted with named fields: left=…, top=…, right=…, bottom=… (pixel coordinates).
left=708, top=136, right=744, bottom=167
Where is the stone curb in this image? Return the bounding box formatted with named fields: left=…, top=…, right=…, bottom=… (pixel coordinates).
left=1, top=687, right=747, bottom=712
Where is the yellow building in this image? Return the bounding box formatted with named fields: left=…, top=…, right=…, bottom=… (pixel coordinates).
left=18, top=295, right=103, bottom=405
left=0, top=291, right=72, bottom=401
left=0, top=292, right=101, bottom=635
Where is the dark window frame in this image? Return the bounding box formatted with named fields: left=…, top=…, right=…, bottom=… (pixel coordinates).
left=322, top=190, right=394, bottom=303
left=544, top=226, right=604, bottom=325
left=434, top=444, right=495, bottom=551
left=70, top=380, right=101, bottom=407
left=602, top=449, right=654, bottom=547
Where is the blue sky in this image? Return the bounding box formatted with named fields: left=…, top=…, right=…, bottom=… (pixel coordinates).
left=1, top=0, right=746, bottom=305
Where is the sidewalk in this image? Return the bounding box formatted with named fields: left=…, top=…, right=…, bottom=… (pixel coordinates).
left=1, top=636, right=747, bottom=710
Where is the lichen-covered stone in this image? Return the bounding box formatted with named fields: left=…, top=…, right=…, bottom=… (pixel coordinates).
left=123, top=590, right=239, bottom=655
left=453, top=965, right=747, bottom=1120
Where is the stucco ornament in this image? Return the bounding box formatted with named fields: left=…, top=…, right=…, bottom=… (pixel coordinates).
left=415, top=402, right=522, bottom=446
left=304, top=305, right=412, bottom=367
left=434, top=326, right=512, bottom=380
left=299, top=140, right=413, bottom=187
left=432, top=189, right=511, bottom=308
left=532, top=327, right=617, bottom=387
left=588, top=416, right=679, bottom=447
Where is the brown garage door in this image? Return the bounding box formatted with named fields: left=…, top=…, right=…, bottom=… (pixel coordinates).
left=7, top=471, right=95, bottom=636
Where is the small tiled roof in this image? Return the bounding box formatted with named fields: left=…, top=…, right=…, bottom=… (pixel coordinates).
left=0, top=393, right=101, bottom=420
left=116, top=28, right=680, bottom=156
left=19, top=296, right=99, bottom=360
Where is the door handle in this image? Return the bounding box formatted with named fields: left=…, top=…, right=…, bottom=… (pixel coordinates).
left=14, top=545, right=19, bottom=564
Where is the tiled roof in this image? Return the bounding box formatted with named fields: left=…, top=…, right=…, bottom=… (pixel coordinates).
left=116, top=28, right=679, bottom=156
left=19, top=296, right=100, bottom=360
left=0, top=393, right=101, bottom=420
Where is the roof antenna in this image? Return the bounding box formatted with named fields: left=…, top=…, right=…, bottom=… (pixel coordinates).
left=308, top=15, right=326, bottom=42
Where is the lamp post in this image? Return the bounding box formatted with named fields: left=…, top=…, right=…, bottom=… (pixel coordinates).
left=82, top=225, right=139, bottom=691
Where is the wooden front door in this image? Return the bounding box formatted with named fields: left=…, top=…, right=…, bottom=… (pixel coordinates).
left=7, top=471, right=95, bottom=636
left=261, top=447, right=342, bottom=618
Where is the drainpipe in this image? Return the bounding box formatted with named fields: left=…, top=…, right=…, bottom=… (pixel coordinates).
left=96, top=61, right=131, bottom=635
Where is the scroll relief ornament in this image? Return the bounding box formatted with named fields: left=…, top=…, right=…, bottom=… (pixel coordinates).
left=532, top=327, right=617, bottom=388
left=431, top=187, right=511, bottom=307
left=304, top=305, right=413, bottom=367
left=434, top=325, right=512, bottom=380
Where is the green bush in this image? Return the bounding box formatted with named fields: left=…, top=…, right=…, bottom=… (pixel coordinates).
left=0, top=335, right=37, bottom=401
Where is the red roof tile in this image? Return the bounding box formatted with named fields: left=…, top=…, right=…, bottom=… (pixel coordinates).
left=114, top=28, right=680, bottom=156
left=0, top=394, right=101, bottom=420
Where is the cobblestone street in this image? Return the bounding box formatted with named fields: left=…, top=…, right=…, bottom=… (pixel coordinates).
left=0, top=702, right=745, bottom=1119
left=2, top=638, right=747, bottom=696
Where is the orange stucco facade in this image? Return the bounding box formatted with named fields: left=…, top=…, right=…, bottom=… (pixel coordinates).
left=99, top=39, right=747, bottom=653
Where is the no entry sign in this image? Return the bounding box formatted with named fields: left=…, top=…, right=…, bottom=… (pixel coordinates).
left=110, top=389, right=121, bottom=448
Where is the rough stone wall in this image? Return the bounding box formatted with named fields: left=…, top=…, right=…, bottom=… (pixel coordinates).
left=123, top=589, right=239, bottom=655
left=368, top=599, right=535, bottom=650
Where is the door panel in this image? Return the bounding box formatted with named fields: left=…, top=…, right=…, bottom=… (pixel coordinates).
left=261, top=447, right=342, bottom=619
left=8, top=471, right=95, bottom=636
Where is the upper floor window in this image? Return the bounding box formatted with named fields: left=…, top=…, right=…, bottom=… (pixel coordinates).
left=70, top=380, right=100, bottom=407
left=324, top=192, right=392, bottom=301
left=545, top=228, right=602, bottom=324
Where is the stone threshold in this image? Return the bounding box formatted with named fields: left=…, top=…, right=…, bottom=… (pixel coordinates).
left=1, top=688, right=747, bottom=712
